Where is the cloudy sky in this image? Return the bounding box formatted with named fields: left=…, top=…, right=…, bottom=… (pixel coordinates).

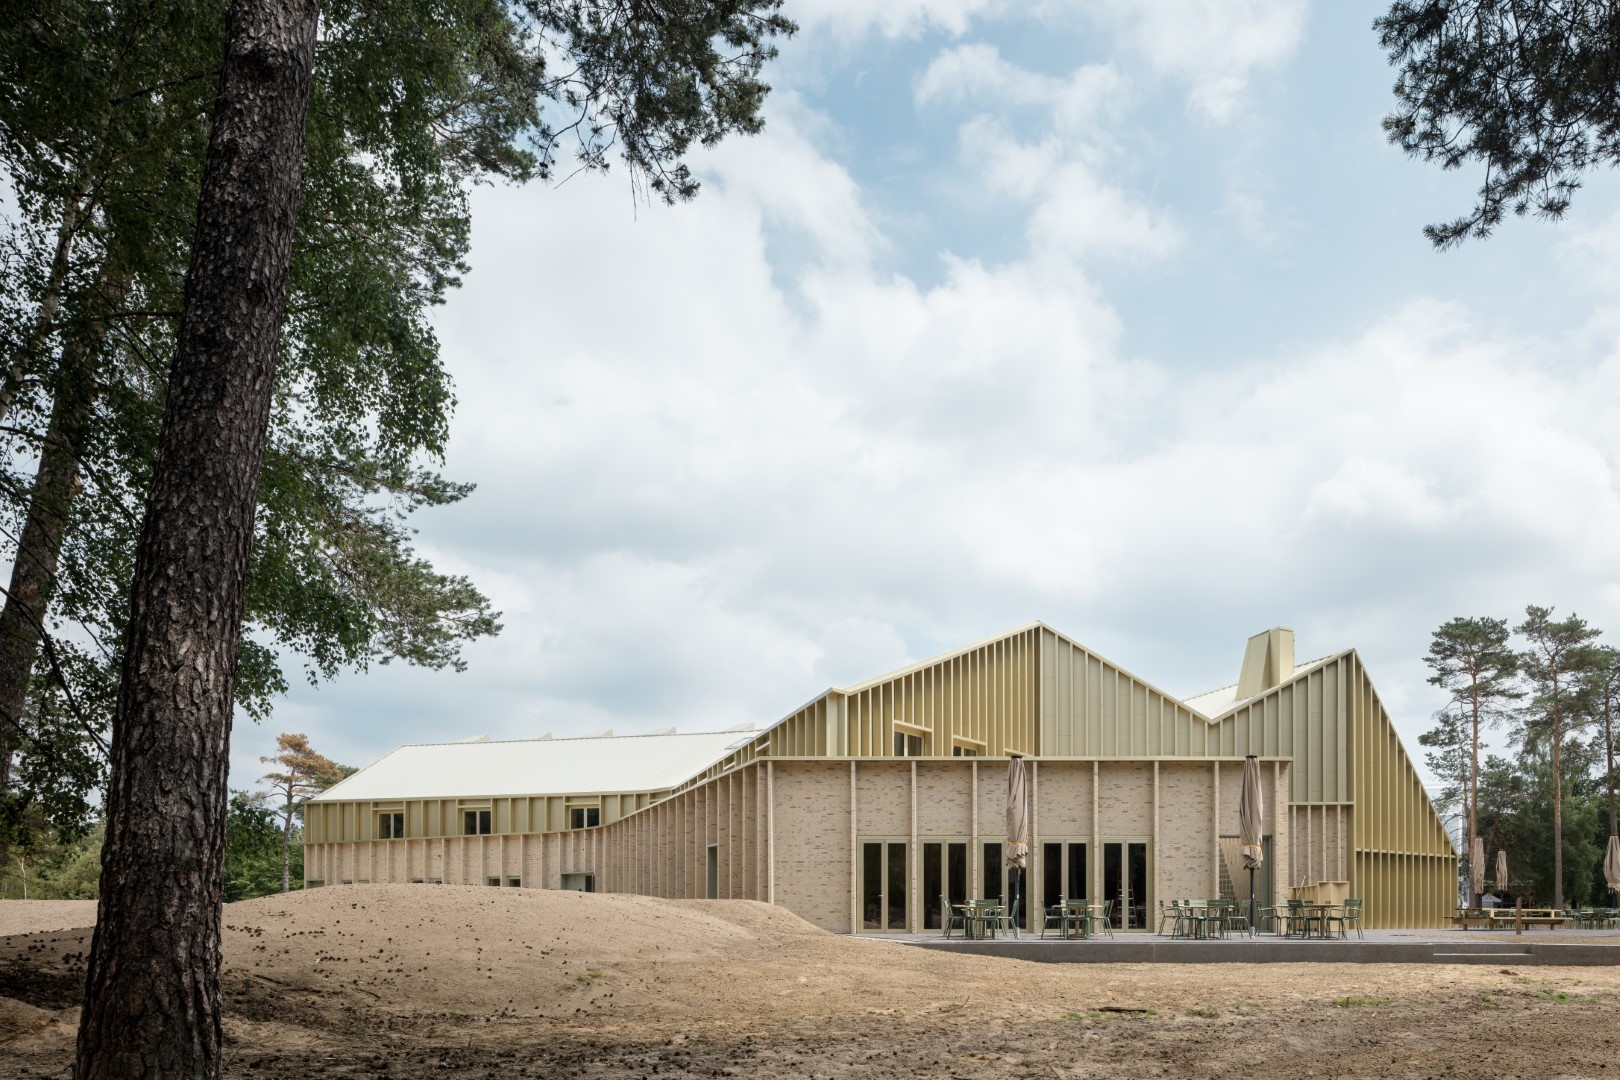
left=234, top=0, right=1620, bottom=792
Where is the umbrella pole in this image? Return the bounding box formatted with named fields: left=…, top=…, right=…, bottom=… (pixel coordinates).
left=1248, top=867, right=1256, bottom=939
left=1009, top=867, right=1020, bottom=939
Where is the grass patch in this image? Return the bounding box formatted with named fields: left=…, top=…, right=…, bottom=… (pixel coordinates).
left=575, top=970, right=603, bottom=982
left=1534, top=989, right=1580, bottom=1003
left=1333, top=997, right=1394, bottom=1008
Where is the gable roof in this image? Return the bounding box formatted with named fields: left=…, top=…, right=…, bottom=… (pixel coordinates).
left=309, top=729, right=758, bottom=803
left=1180, top=651, right=1345, bottom=720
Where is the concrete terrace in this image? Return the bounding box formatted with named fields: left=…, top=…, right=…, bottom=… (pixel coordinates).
left=887, top=928, right=1620, bottom=965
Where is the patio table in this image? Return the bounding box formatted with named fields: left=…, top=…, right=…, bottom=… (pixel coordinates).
left=956, top=902, right=1006, bottom=939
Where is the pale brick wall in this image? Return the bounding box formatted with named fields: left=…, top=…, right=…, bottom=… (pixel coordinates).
left=315, top=756, right=1307, bottom=933
left=773, top=762, right=852, bottom=932
left=915, top=762, right=971, bottom=835
left=1157, top=763, right=1214, bottom=903
left=1032, top=761, right=1093, bottom=837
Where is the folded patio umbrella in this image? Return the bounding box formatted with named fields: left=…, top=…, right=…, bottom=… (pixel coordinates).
left=1496, top=849, right=1508, bottom=896
left=1006, top=755, right=1028, bottom=937
left=1470, top=836, right=1485, bottom=904
left=1605, top=835, right=1620, bottom=902
left=1239, top=755, right=1264, bottom=931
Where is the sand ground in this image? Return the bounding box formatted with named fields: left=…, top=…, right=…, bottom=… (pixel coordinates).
left=1, top=885, right=1617, bottom=1077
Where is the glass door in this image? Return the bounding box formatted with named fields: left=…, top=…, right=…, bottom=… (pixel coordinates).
left=1041, top=841, right=1088, bottom=909
left=860, top=841, right=909, bottom=932
left=982, top=841, right=1029, bottom=929
left=1102, top=841, right=1150, bottom=930
left=922, top=841, right=969, bottom=930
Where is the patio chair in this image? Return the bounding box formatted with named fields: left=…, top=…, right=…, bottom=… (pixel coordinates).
left=943, top=896, right=966, bottom=938
left=1221, top=901, right=1252, bottom=939
left=1083, top=899, right=1115, bottom=939
left=1284, top=899, right=1320, bottom=938
left=1254, top=903, right=1282, bottom=935
left=1041, top=898, right=1068, bottom=939
left=1324, top=898, right=1362, bottom=939
left=1156, top=900, right=1175, bottom=936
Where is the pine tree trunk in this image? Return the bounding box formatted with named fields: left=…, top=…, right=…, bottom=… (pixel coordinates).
left=73, top=0, right=318, bottom=1074
left=1552, top=684, right=1564, bottom=913
left=0, top=314, right=101, bottom=791
left=0, top=267, right=126, bottom=835
left=282, top=802, right=293, bottom=894
left=1469, top=683, right=1480, bottom=907
left=1607, top=694, right=1616, bottom=838
left=0, top=195, right=87, bottom=426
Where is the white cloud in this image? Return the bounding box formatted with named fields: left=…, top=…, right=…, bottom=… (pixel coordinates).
left=1086, top=0, right=1306, bottom=121
left=915, top=45, right=1124, bottom=137
left=790, top=0, right=999, bottom=39
left=234, top=15, right=1620, bottom=800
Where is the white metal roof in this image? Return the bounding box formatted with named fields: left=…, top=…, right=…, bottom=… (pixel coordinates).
left=1179, top=653, right=1340, bottom=720
left=309, top=729, right=756, bottom=803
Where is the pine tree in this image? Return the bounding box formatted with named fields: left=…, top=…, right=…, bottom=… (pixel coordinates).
left=1516, top=605, right=1601, bottom=911
left=258, top=734, right=345, bottom=894
left=70, top=0, right=794, bottom=1073
left=1376, top=1, right=1620, bottom=246
left=1421, top=616, right=1520, bottom=905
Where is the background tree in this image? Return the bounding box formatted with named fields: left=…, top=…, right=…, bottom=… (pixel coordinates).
left=258, top=733, right=345, bottom=893
left=1591, top=646, right=1620, bottom=839
left=1376, top=1, right=1620, bottom=247
left=1476, top=750, right=1604, bottom=905
left=0, top=0, right=521, bottom=865
left=223, top=791, right=290, bottom=903
left=1421, top=615, right=1520, bottom=905
left=70, top=0, right=794, bottom=1074
left=1516, top=605, right=1601, bottom=911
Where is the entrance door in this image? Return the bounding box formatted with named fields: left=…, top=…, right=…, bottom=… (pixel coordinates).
left=706, top=844, right=718, bottom=899
left=1102, top=841, right=1150, bottom=929
left=1041, top=842, right=1088, bottom=910
left=860, top=841, right=909, bottom=931
left=982, top=842, right=1029, bottom=929
left=922, top=841, right=968, bottom=930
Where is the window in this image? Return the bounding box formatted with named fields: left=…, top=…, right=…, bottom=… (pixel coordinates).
left=506, top=877, right=522, bottom=887
left=377, top=811, right=404, bottom=839
left=569, top=807, right=600, bottom=829
left=463, top=809, right=491, bottom=835
left=893, top=732, right=923, bottom=757
left=487, top=877, right=501, bottom=887
left=952, top=745, right=978, bottom=758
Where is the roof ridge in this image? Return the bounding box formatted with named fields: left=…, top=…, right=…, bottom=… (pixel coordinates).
left=387, top=729, right=753, bottom=750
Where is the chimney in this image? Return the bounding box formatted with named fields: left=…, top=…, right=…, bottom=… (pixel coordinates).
left=1235, top=628, right=1295, bottom=699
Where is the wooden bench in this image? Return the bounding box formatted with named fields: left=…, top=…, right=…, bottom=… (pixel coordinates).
left=1453, top=908, right=1568, bottom=930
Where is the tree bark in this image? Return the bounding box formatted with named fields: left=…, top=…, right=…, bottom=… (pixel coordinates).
left=0, top=266, right=127, bottom=881
left=1469, top=680, right=1480, bottom=907
left=1607, top=690, right=1616, bottom=839
left=1552, top=671, right=1564, bottom=913
left=281, top=796, right=293, bottom=894
left=0, top=195, right=88, bottom=426
left=0, top=311, right=100, bottom=793
left=74, top=0, right=318, bottom=1074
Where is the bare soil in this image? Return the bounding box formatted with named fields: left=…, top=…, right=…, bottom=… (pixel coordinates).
left=1, top=886, right=1618, bottom=1077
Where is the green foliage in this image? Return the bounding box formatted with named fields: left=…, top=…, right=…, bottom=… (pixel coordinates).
left=0, top=0, right=796, bottom=847
left=1419, top=706, right=1473, bottom=811
left=1376, top=1, right=1620, bottom=246
left=224, top=791, right=297, bottom=903
left=0, top=824, right=102, bottom=899
left=1478, top=752, right=1606, bottom=906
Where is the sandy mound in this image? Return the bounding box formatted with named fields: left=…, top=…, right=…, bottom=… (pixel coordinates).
left=0, top=900, right=96, bottom=938
left=208, top=884, right=1620, bottom=1034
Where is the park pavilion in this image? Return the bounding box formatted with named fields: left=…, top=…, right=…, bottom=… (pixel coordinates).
left=302, top=623, right=1458, bottom=930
